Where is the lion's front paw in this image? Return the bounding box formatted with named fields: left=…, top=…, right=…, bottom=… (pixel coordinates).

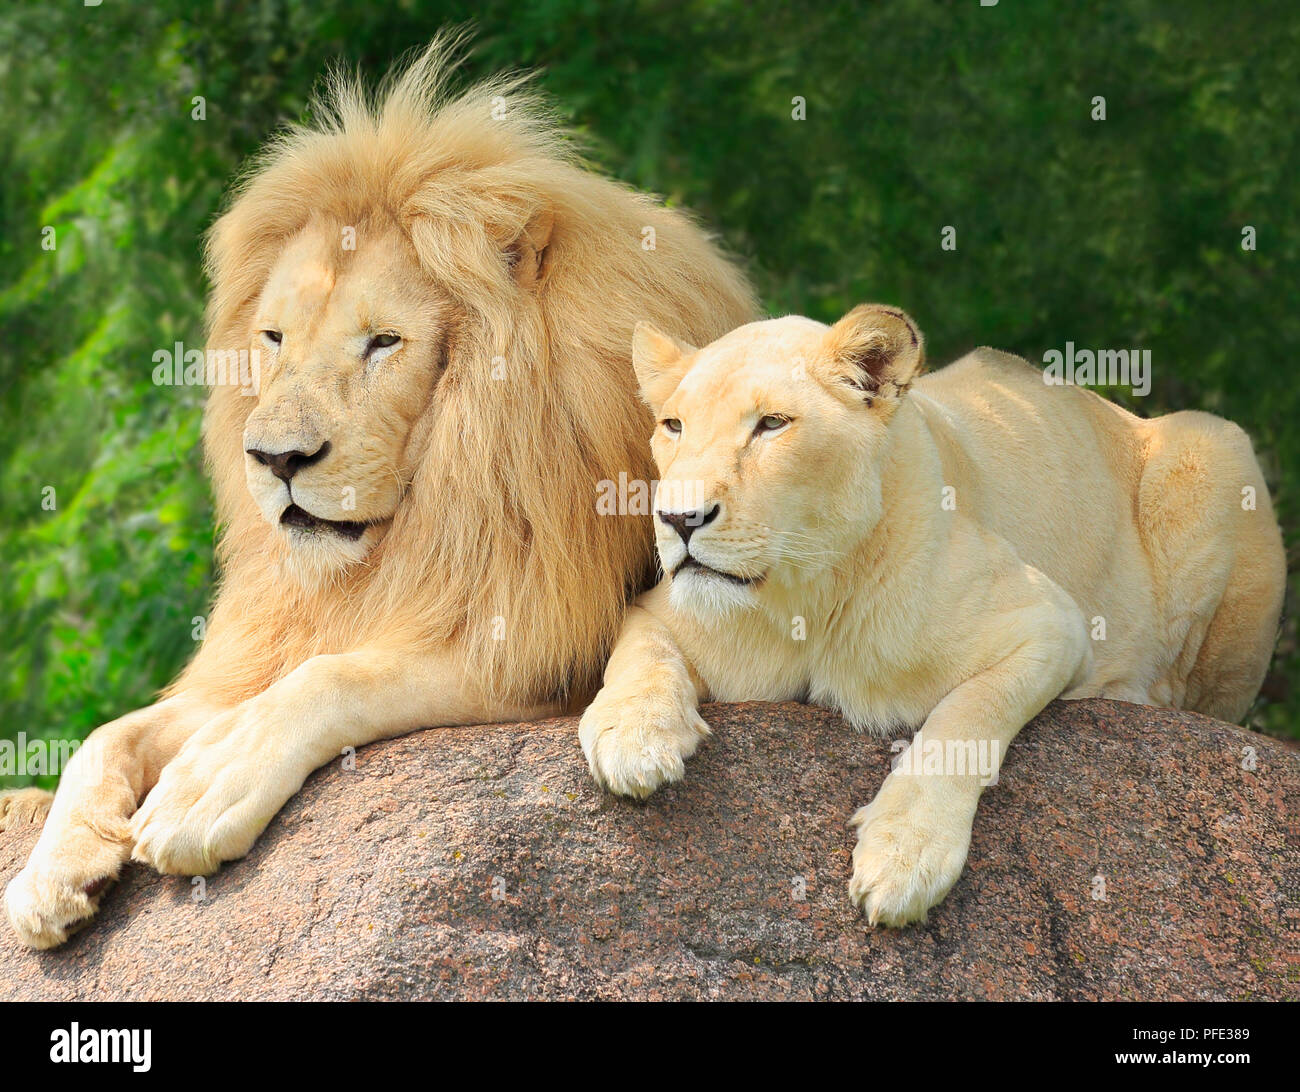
left=579, top=690, right=710, bottom=799
left=848, top=775, right=975, bottom=927
left=130, top=708, right=304, bottom=876
left=0, top=788, right=54, bottom=832
left=6, top=834, right=127, bottom=950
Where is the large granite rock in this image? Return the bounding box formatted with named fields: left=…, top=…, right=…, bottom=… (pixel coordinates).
left=0, top=699, right=1292, bottom=1000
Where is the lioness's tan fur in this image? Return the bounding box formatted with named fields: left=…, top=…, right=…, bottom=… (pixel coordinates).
left=581, top=305, right=1284, bottom=925
left=4, top=38, right=756, bottom=948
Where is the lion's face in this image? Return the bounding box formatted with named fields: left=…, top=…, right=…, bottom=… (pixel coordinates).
left=241, top=220, right=448, bottom=576
left=632, top=307, right=924, bottom=617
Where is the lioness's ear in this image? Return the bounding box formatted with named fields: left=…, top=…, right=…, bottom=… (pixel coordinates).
left=506, top=207, right=554, bottom=288
left=632, top=322, right=696, bottom=413
left=820, top=304, right=924, bottom=407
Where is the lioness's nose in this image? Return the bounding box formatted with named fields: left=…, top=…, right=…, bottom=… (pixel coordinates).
left=246, top=441, right=331, bottom=483
left=657, top=503, right=720, bottom=545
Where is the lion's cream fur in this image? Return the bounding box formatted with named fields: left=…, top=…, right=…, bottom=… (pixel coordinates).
left=3, top=38, right=757, bottom=949
left=581, top=305, right=1285, bottom=925
left=183, top=37, right=756, bottom=707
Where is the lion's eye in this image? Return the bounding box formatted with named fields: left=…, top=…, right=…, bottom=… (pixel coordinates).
left=662, top=418, right=683, bottom=435
left=755, top=414, right=790, bottom=434
left=260, top=330, right=282, bottom=346
left=365, top=333, right=401, bottom=358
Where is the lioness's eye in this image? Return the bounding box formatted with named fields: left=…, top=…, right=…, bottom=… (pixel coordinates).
left=662, top=418, right=683, bottom=435
left=260, top=330, right=282, bottom=345
left=755, top=414, right=790, bottom=434
left=365, top=333, right=402, bottom=358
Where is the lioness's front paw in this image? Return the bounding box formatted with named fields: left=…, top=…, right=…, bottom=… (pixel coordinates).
left=579, top=691, right=710, bottom=799
left=848, top=775, right=975, bottom=927
left=130, top=709, right=304, bottom=876
left=0, top=788, right=54, bottom=831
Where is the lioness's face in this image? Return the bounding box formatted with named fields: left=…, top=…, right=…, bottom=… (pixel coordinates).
left=242, top=221, right=448, bottom=575
left=633, top=307, right=923, bottom=616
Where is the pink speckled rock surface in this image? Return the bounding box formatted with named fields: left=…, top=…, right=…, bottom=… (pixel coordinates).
left=0, top=699, right=1293, bottom=1000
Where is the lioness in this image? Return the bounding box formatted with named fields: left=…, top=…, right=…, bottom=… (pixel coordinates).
left=2, top=39, right=756, bottom=948
left=579, top=304, right=1285, bottom=925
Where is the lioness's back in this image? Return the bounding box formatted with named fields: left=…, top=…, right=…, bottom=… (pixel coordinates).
left=911, top=348, right=1148, bottom=603
left=910, top=347, right=1283, bottom=717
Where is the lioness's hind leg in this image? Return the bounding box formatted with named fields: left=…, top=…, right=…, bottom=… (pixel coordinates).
left=1139, top=414, right=1286, bottom=722
left=0, top=788, right=54, bottom=831
left=1185, top=531, right=1286, bottom=722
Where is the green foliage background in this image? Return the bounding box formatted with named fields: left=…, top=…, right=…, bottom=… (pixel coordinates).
left=2, top=0, right=1297, bottom=786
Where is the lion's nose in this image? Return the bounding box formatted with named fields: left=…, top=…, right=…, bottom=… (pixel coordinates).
left=656, top=503, right=720, bottom=546
left=246, top=441, right=331, bottom=483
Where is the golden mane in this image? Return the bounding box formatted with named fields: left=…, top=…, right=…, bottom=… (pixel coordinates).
left=176, top=36, right=758, bottom=709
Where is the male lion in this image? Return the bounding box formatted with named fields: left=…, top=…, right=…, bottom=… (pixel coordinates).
left=3, top=40, right=756, bottom=948
left=579, top=304, right=1285, bottom=926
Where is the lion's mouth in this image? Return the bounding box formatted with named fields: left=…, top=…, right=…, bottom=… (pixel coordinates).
left=280, top=503, right=370, bottom=541
left=674, top=556, right=763, bottom=587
